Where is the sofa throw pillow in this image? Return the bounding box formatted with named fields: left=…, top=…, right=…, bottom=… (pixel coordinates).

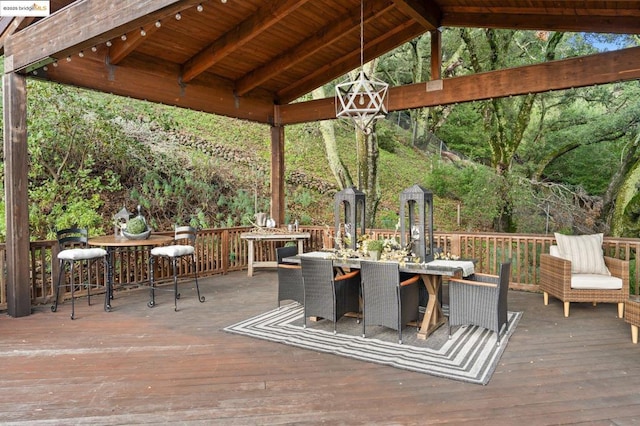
left=554, top=233, right=610, bottom=275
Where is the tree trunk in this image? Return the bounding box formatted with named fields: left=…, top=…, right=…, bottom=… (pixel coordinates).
left=312, top=87, right=353, bottom=190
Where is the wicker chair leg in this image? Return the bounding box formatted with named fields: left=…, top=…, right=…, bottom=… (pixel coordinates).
left=564, top=302, right=570, bottom=318
left=543, top=292, right=549, bottom=305
left=631, top=325, right=638, bottom=344
left=618, top=303, right=624, bottom=318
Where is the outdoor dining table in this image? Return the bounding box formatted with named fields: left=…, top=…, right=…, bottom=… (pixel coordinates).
left=88, top=234, right=173, bottom=311
left=284, top=251, right=475, bottom=339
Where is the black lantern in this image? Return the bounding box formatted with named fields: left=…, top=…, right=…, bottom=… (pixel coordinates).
left=400, top=184, right=434, bottom=261
left=334, top=187, right=366, bottom=250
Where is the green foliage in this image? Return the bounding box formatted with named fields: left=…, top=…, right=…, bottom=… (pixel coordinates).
left=375, top=121, right=398, bottom=153
left=126, top=217, right=147, bottom=234
left=425, top=161, right=504, bottom=231
left=46, top=197, right=105, bottom=239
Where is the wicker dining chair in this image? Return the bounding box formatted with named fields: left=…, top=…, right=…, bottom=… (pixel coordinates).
left=148, top=225, right=205, bottom=311
left=448, top=262, right=511, bottom=346
left=300, top=257, right=360, bottom=334
left=276, top=245, right=303, bottom=308
left=360, top=260, right=420, bottom=344
left=51, top=227, right=108, bottom=320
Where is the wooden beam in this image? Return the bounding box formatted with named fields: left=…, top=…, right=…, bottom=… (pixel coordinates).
left=3, top=72, right=31, bottom=317
left=430, top=28, right=441, bottom=80
left=278, top=21, right=424, bottom=104
left=108, top=22, right=162, bottom=65
left=392, top=0, right=440, bottom=30
left=235, top=0, right=394, bottom=97
left=41, top=50, right=276, bottom=124
left=181, top=0, right=311, bottom=84
left=278, top=46, right=640, bottom=125
left=4, top=0, right=203, bottom=72
left=443, top=13, right=640, bottom=35
left=270, top=116, right=286, bottom=227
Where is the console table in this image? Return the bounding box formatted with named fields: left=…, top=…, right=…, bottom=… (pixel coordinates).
left=240, top=231, right=310, bottom=277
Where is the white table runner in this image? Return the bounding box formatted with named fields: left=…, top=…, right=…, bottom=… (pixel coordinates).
left=428, top=260, right=475, bottom=277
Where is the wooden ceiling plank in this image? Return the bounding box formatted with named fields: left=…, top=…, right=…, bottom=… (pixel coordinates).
left=279, top=46, right=640, bottom=125
left=40, top=52, right=275, bottom=123
left=392, top=0, right=441, bottom=30
left=4, top=0, right=203, bottom=72
left=235, top=0, right=394, bottom=97
left=109, top=22, right=162, bottom=65
left=181, top=0, right=312, bottom=84
left=278, top=21, right=424, bottom=104
left=443, top=12, right=640, bottom=34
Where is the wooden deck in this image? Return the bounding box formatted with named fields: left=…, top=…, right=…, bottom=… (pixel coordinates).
left=1, top=270, right=640, bottom=425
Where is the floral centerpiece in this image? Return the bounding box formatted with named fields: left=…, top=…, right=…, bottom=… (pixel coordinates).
left=379, top=237, right=410, bottom=261
left=433, top=250, right=460, bottom=260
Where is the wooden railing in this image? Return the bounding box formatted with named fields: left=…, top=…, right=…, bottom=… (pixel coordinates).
left=0, top=226, right=639, bottom=310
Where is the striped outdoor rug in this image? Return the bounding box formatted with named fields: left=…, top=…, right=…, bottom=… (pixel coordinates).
left=224, top=303, right=521, bottom=385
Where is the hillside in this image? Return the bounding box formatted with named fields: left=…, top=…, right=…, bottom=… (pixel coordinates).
left=150, top=102, right=461, bottom=231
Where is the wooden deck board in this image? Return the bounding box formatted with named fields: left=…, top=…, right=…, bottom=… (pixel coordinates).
left=1, top=270, right=640, bottom=425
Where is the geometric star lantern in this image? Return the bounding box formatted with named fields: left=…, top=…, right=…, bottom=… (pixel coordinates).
left=335, top=69, right=389, bottom=135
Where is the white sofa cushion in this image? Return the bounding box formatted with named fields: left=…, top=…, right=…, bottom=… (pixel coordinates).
left=554, top=233, right=610, bottom=276
left=571, top=273, right=622, bottom=290
left=549, top=245, right=568, bottom=259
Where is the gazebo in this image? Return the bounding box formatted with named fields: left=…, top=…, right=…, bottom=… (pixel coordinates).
left=3, top=0, right=640, bottom=317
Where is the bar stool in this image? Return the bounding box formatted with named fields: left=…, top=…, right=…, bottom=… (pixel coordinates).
left=148, top=225, right=205, bottom=311
left=51, top=227, right=108, bottom=319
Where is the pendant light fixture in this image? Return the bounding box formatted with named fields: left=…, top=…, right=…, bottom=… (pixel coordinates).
left=335, top=0, right=389, bottom=134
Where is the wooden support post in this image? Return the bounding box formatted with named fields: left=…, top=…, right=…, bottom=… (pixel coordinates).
left=270, top=106, right=285, bottom=227
left=3, top=71, right=31, bottom=317
left=430, top=29, right=442, bottom=80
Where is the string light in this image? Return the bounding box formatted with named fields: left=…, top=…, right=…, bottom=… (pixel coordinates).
left=91, top=46, right=97, bottom=52
left=78, top=51, right=84, bottom=57
left=66, top=56, right=71, bottom=62
left=175, top=12, right=181, bottom=20
left=106, top=40, right=112, bottom=47
left=121, top=34, right=127, bottom=41
left=197, top=3, right=203, bottom=12
left=52, top=61, right=58, bottom=67
left=140, top=28, right=146, bottom=36
left=155, top=20, right=161, bottom=28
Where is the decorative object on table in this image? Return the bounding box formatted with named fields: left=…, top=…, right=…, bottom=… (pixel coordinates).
left=379, top=237, right=409, bottom=262
left=364, top=238, right=384, bottom=261
left=122, top=205, right=151, bottom=240
left=334, top=186, right=366, bottom=251
left=434, top=251, right=459, bottom=261
left=254, top=212, right=267, bottom=227
left=334, top=0, right=388, bottom=135
left=400, top=184, right=434, bottom=262
left=224, top=303, right=522, bottom=385
left=113, top=206, right=131, bottom=237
